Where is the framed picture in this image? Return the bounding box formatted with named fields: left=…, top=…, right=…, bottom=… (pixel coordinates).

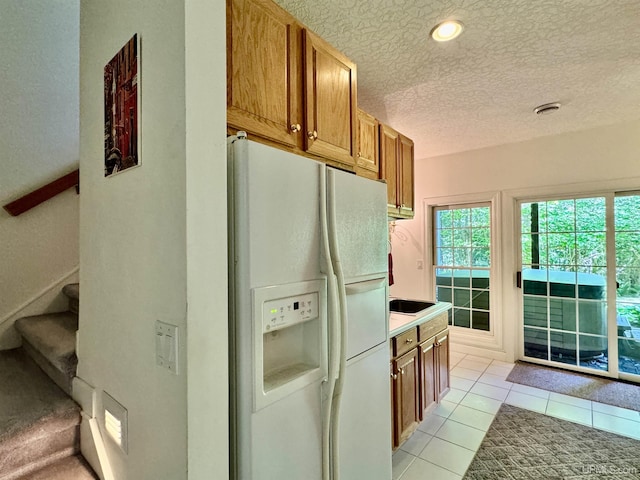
left=104, top=34, right=140, bottom=177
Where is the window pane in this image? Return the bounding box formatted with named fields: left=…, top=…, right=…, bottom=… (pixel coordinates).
left=453, top=228, right=471, bottom=247
left=521, top=203, right=532, bottom=233
left=471, top=271, right=490, bottom=288
left=453, top=309, right=470, bottom=327
left=452, top=269, right=471, bottom=287
left=436, top=209, right=452, bottom=228
left=550, top=331, right=576, bottom=365
left=452, top=209, right=470, bottom=228
left=435, top=269, right=452, bottom=286
left=578, top=301, right=607, bottom=335
left=437, top=247, right=453, bottom=266
left=619, top=338, right=640, bottom=375
left=453, top=248, right=470, bottom=266
left=616, top=233, right=640, bottom=266
left=472, top=290, right=489, bottom=310
left=437, top=286, right=452, bottom=303
left=549, top=271, right=576, bottom=298
left=547, top=233, right=576, bottom=265
left=578, top=271, right=606, bottom=300
left=549, top=298, right=576, bottom=332
left=471, top=207, right=490, bottom=227
left=577, top=233, right=606, bottom=267
left=524, top=296, right=547, bottom=327
left=615, top=196, right=640, bottom=231
left=471, top=227, right=490, bottom=248
left=547, top=200, right=575, bottom=233
left=524, top=327, right=548, bottom=358
left=579, top=334, right=607, bottom=359
left=471, top=248, right=490, bottom=267
left=576, top=198, right=606, bottom=232
left=437, top=228, right=453, bottom=248
left=472, top=311, right=490, bottom=331
left=453, top=288, right=470, bottom=308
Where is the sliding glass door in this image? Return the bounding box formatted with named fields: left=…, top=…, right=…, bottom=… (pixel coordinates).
left=615, top=195, right=640, bottom=376
left=520, top=194, right=640, bottom=382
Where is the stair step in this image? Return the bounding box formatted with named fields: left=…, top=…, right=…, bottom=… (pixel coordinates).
left=62, top=283, right=79, bottom=314
left=0, top=349, right=81, bottom=479
left=14, top=312, right=78, bottom=395
left=16, top=455, right=97, bottom=480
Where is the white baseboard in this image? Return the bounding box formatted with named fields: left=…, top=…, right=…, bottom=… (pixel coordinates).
left=0, top=267, right=79, bottom=350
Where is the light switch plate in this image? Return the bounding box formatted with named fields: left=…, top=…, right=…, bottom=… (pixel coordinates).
left=156, top=320, right=178, bottom=374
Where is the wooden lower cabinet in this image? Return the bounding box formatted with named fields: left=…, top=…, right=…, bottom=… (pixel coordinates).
left=391, top=348, right=420, bottom=448
left=419, top=337, right=437, bottom=417
left=391, top=324, right=450, bottom=450
left=436, top=331, right=450, bottom=401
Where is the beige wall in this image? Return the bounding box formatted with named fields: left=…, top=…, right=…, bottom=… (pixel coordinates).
left=78, top=1, right=227, bottom=478
left=0, top=0, right=80, bottom=342
left=390, top=119, right=640, bottom=358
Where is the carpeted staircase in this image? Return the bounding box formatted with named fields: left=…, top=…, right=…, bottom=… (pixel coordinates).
left=0, top=284, right=97, bottom=479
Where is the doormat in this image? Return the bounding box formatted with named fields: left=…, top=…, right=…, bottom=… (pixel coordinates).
left=463, top=404, right=640, bottom=479
left=506, top=361, right=640, bottom=412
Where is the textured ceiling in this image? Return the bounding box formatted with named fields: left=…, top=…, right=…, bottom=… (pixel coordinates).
left=273, top=0, right=640, bottom=159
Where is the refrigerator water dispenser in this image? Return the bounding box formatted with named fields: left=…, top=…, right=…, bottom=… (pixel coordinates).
left=252, top=279, right=327, bottom=411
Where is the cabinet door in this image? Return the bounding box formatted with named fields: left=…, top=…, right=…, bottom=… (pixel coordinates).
left=227, top=0, right=303, bottom=148
left=303, top=29, right=357, bottom=167
left=392, top=348, right=420, bottom=448
left=355, top=109, right=379, bottom=179
left=398, top=133, right=414, bottom=218
left=379, top=124, right=399, bottom=215
left=419, top=338, right=437, bottom=417
left=436, top=331, right=450, bottom=401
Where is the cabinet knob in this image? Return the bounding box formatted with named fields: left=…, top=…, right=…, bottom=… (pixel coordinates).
left=357, top=151, right=361, bottom=157
left=405, top=338, right=413, bottom=344
left=307, top=130, right=318, bottom=140
left=290, top=123, right=301, bottom=133
left=391, top=372, right=397, bottom=380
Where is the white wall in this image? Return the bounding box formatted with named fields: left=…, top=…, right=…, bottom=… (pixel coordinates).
left=390, top=119, right=640, bottom=359
left=78, top=1, right=227, bottom=478
left=0, top=0, right=80, bottom=343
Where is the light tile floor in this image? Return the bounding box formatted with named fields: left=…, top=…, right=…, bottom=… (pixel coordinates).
left=393, top=351, right=640, bottom=480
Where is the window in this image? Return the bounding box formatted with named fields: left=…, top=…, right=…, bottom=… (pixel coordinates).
left=434, top=204, right=491, bottom=331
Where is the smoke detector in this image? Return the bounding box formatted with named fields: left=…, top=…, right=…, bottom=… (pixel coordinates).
left=534, top=102, right=561, bottom=115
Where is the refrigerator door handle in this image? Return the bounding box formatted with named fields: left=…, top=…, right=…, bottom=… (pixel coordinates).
left=326, top=169, right=347, bottom=480
left=319, top=166, right=337, bottom=480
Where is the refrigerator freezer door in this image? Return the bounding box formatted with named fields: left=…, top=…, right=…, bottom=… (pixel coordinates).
left=232, top=138, right=323, bottom=289
left=338, top=344, right=392, bottom=480
left=249, top=380, right=324, bottom=480
left=327, top=168, right=388, bottom=282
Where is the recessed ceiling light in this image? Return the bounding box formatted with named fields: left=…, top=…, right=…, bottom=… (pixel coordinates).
left=431, top=20, right=464, bottom=42
left=533, top=102, right=562, bottom=115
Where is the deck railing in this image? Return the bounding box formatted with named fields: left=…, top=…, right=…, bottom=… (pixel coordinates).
left=3, top=169, right=79, bottom=216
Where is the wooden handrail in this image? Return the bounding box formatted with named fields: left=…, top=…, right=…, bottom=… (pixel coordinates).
left=3, top=169, right=79, bottom=216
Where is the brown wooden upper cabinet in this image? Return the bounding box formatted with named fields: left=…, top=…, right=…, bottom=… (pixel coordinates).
left=355, top=109, right=380, bottom=180
left=227, top=0, right=357, bottom=169
left=227, top=0, right=303, bottom=149
left=379, top=123, right=414, bottom=219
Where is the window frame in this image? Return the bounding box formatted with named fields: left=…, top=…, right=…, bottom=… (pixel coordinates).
left=424, top=192, right=503, bottom=352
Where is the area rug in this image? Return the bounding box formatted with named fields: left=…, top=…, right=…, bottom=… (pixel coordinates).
left=463, top=404, right=640, bottom=479
left=506, top=361, right=640, bottom=412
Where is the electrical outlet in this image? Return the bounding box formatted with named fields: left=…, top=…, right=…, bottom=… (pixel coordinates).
left=417, top=259, right=424, bottom=270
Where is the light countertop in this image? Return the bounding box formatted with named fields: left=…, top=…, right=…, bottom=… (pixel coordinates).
left=389, top=302, right=452, bottom=337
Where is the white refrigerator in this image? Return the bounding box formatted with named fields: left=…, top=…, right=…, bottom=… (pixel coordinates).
left=228, top=133, right=392, bottom=480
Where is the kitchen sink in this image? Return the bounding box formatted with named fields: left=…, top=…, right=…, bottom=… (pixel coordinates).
left=389, top=299, right=435, bottom=314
